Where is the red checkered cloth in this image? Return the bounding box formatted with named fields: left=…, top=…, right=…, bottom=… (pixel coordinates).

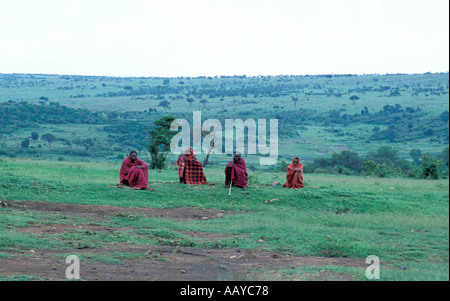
left=177, top=148, right=207, bottom=185
left=225, top=158, right=248, bottom=187
left=119, top=157, right=149, bottom=190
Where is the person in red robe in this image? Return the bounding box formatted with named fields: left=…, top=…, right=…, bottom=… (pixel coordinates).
left=225, top=152, right=248, bottom=190
left=119, top=151, right=154, bottom=191
left=177, top=147, right=207, bottom=185
left=284, top=157, right=305, bottom=189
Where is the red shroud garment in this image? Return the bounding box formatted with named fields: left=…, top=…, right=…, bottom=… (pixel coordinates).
left=284, top=157, right=304, bottom=189
left=177, top=148, right=207, bottom=185
left=120, top=157, right=149, bottom=190
left=225, top=158, right=248, bottom=187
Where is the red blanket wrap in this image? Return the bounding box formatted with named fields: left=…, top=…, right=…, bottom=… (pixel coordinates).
left=119, top=157, right=149, bottom=190
left=225, top=158, right=248, bottom=187
left=284, top=157, right=304, bottom=189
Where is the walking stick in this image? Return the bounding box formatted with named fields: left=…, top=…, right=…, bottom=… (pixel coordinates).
left=228, top=160, right=234, bottom=196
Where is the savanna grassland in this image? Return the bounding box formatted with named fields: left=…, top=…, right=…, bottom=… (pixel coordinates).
left=0, top=72, right=448, bottom=281
left=0, top=72, right=448, bottom=165
left=0, top=158, right=448, bottom=281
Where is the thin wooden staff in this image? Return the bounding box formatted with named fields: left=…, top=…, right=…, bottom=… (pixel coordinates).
left=107, top=185, right=134, bottom=189
left=228, top=160, right=234, bottom=196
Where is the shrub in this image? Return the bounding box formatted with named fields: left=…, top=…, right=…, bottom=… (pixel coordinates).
left=362, top=160, right=377, bottom=176
left=341, top=168, right=355, bottom=176
left=420, top=155, right=442, bottom=180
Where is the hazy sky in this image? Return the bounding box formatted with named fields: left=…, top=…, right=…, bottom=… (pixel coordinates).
left=0, top=0, right=448, bottom=77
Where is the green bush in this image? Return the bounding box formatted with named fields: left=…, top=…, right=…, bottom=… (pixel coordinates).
left=420, top=155, right=443, bottom=180
left=362, top=160, right=377, bottom=176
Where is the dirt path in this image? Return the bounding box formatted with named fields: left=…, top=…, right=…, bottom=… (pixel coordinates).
left=0, top=201, right=367, bottom=281
left=6, top=200, right=228, bottom=222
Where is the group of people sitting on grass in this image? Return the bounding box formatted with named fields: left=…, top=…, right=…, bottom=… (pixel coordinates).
left=118, top=148, right=304, bottom=191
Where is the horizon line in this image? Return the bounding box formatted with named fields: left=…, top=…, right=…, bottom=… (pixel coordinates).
left=0, top=71, right=449, bottom=79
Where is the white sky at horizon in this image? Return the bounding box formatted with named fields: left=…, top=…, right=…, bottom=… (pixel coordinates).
left=0, top=0, right=448, bottom=77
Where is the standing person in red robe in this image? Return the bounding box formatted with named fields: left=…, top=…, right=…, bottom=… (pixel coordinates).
left=119, top=151, right=154, bottom=191
left=284, top=157, right=305, bottom=189
left=177, top=147, right=207, bottom=185
left=225, top=152, right=248, bottom=191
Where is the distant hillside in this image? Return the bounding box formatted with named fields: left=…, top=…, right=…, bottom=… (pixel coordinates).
left=0, top=72, right=448, bottom=165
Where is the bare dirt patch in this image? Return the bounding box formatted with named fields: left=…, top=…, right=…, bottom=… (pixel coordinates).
left=0, top=246, right=366, bottom=281
left=5, top=200, right=230, bottom=222
left=1, top=200, right=367, bottom=281
left=17, top=223, right=135, bottom=235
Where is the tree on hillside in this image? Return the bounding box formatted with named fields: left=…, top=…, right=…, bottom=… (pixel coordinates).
left=440, top=111, right=449, bottom=123
left=83, top=138, right=95, bottom=151
left=362, top=160, right=378, bottom=176
left=349, top=95, right=360, bottom=105
left=21, top=138, right=30, bottom=148
left=158, top=100, right=171, bottom=111
left=199, top=99, right=208, bottom=108
left=420, top=155, right=442, bottom=180
left=31, top=132, right=39, bottom=141
left=186, top=98, right=195, bottom=107
left=41, top=133, right=57, bottom=153
left=366, top=146, right=401, bottom=166
left=409, top=149, right=422, bottom=165
left=147, top=115, right=176, bottom=169
left=202, top=130, right=222, bottom=167
left=330, top=150, right=364, bottom=172
left=292, top=96, right=299, bottom=107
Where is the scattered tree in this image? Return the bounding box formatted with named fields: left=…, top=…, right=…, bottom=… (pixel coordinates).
left=31, top=132, right=39, bottom=141
left=21, top=138, right=30, bottom=148
left=158, top=100, right=171, bottom=111
left=202, top=131, right=222, bottom=167
left=409, top=149, right=422, bottom=165
left=147, top=115, right=176, bottom=169
left=420, top=155, right=442, bottom=179
left=186, top=98, right=195, bottom=107
left=349, top=95, right=360, bottom=105
left=199, top=99, right=208, bottom=108
left=41, top=133, right=57, bottom=153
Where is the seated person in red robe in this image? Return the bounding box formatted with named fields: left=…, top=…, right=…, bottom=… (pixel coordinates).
left=177, top=147, right=207, bottom=185
left=119, top=151, right=154, bottom=191
left=283, top=157, right=305, bottom=189
left=225, top=152, right=248, bottom=191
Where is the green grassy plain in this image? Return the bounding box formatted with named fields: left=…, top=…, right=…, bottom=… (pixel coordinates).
left=0, top=158, right=448, bottom=281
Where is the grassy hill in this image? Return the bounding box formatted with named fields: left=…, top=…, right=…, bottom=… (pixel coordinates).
left=0, top=72, right=448, bottom=166
left=0, top=158, right=448, bottom=280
